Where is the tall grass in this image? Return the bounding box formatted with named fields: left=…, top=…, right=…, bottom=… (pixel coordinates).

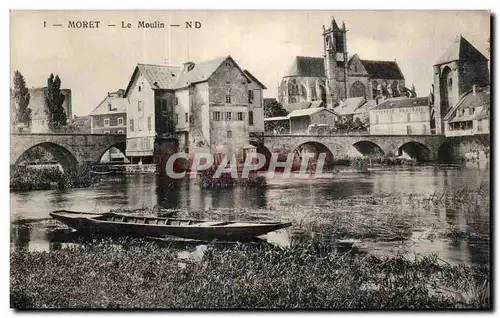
left=10, top=165, right=99, bottom=192
left=10, top=240, right=489, bottom=309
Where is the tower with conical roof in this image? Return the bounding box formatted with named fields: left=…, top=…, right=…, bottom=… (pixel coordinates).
left=322, top=17, right=348, bottom=107
left=432, top=35, right=489, bottom=134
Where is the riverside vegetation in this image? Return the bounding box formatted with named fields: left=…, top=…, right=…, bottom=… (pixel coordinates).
left=10, top=183, right=490, bottom=309
left=10, top=165, right=99, bottom=192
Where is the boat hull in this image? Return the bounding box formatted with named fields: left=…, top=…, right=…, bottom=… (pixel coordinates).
left=50, top=210, right=292, bottom=241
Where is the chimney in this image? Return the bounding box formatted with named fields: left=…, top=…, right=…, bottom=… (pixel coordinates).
left=183, top=61, right=195, bottom=72
left=473, top=84, right=477, bottom=96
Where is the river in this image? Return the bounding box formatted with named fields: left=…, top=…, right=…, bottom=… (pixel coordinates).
left=10, top=164, right=490, bottom=266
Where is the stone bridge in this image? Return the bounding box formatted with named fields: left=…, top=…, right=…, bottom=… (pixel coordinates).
left=10, top=133, right=126, bottom=171
left=253, top=134, right=448, bottom=162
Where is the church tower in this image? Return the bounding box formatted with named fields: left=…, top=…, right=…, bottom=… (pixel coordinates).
left=322, top=17, right=348, bottom=107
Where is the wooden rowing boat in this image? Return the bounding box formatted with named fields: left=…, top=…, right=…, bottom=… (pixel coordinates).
left=49, top=210, right=292, bottom=241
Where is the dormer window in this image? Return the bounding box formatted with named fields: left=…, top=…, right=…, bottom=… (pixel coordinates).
left=138, top=85, right=142, bottom=92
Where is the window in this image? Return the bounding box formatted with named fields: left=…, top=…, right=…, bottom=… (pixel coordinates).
left=138, top=101, right=143, bottom=112
left=104, top=118, right=110, bottom=126
left=175, top=97, right=179, bottom=105
left=185, top=113, right=188, bottom=123
left=375, top=114, right=379, bottom=124
left=477, top=119, right=482, bottom=131
left=237, top=112, right=244, bottom=121
left=407, top=113, right=411, bottom=122
left=147, top=116, right=152, bottom=131
left=161, top=100, right=167, bottom=112
left=108, top=103, right=112, bottom=111
left=129, top=119, right=134, bottom=131
left=448, top=78, right=453, bottom=87
left=248, top=90, right=254, bottom=103
left=406, top=125, right=412, bottom=135
left=249, top=111, right=254, bottom=126
left=138, top=85, right=141, bottom=92
left=226, top=112, right=232, bottom=121
left=226, top=95, right=232, bottom=104
left=138, top=119, right=143, bottom=131
left=175, top=114, right=179, bottom=125
left=469, top=108, right=474, bottom=115
left=227, top=130, right=232, bottom=138
left=213, top=111, right=222, bottom=121
left=118, top=117, right=124, bottom=126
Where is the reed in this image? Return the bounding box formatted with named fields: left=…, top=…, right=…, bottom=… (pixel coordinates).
left=10, top=239, right=489, bottom=309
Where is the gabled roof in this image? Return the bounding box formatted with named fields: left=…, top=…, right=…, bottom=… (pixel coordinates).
left=284, top=56, right=325, bottom=78
left=288, top=107, right=339, bottom=118
left=174, top=56, right=228, bottom=88
left=174, top=55, right=252, bottom=89
left=124, top=63, right=180, bottom=96
left=372, top=97, right=429, bottom=111
left=359, top=59, right=405, bottom=80
left=443, top=86, right=490, bottom=122
left=435, top=35, right=489, bottom=65
left=333, top=97, right=366, bottom=115
left=89, top=90, right=128, bottom=116
left=243, top=69, right=267, bottom=89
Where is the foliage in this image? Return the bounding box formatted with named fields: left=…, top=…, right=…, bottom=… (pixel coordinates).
left=12, top=70, right=32, bottom=126
left=334, top=116, right=367, bottom=132
left=264, top=99, right=289, bottom=133
left=10, top=241, right=489, bottom=309
left=44, top=74, right=67, bottom=130
left=10, top=165, right=99, bottom=192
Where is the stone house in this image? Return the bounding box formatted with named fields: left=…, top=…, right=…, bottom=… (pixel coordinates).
left=287, top=107, right=339, bottom=135
left=369, top=97, right=431, bottom=135
left=443, top=85, right=490, bottom=136
left=89, top=89, right=127, bottom=134
left=123, top=56, right=266, bottom=164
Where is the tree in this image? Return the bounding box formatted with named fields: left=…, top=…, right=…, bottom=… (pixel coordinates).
left=13, top=70, right=32, bottom=126
left=44, top=73, right=67, bottom=130
left=264, top=99, right=289, bottom=133
left=264, top=99, right=288, bottom=118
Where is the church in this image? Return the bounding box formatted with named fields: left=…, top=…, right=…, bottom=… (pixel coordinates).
left=278, top=17, right=414, bottom=113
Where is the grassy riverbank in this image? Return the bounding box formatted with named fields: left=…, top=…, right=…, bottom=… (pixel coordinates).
left=10, top=184, right=490, bottom=309
left=10, top=165, right=99, bottom=192
left=10, top=240, right=489, bottom=309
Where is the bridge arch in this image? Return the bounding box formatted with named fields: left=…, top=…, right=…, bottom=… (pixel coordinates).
left=398, top=141, right=432, bottom=162
left=292, top=141, right=335, bottom=171
left=437, top=142, right=457, bottom=163
left=15, top=142, right=79, bottom=172
left=96, top=142, right=127, bottom=163
left=250, top=141, right=272, bottom=170
left=351, top=141, right=384, bottom=157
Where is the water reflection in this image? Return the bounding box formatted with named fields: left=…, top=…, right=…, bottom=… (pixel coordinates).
left=10, top=166, right=490, bottom=265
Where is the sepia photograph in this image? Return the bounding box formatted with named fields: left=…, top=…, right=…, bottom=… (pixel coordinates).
left=9, top=10, right=491, bottom=309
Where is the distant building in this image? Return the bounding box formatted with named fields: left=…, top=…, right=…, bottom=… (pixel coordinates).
left=89, top=89, right=127, bottom=134
left=277, top=18, right=408, bottom=113
left=265, top=107, right=338, bottom=135
left=123, top=56, right=266, bottom=163
left=443, top=85, right=490, bottom=136
left=369, top=97, right=431, bottom=135
left=432, top=35, right=490, bottom=135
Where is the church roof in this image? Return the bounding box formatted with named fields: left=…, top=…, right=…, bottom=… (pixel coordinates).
left=284, top=56, right=325, bottom=78
left=359, top=59, right=405, bottom=80
left=435, top=35, right=488, bottom=65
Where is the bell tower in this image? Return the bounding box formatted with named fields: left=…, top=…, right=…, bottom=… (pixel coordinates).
left=323, top=17, right=348, bottom=107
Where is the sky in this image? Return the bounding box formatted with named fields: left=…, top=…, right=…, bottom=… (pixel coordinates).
left=10, top=10, right=490, bottom=116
